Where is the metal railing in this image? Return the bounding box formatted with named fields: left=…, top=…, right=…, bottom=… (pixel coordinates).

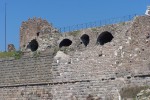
left=58, top=14, right=143, bottom=33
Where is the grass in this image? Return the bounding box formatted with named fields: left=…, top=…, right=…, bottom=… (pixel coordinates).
left=119, top=22, right=126, bottom=25
left=0, top=51, right=23, bottom=59
left=0, top=52, right=14, bottom=58
left=68, top=30, right=80, bottom=36
left=91, top=28, right=98, bottom=32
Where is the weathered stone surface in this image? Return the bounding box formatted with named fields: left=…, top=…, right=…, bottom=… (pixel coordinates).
left=7, top=44, right=15, bottom=52
left=136, top=88, right=150, bottom=99
left=0, top=15, right=150, bottom=99
left=54, top=51, right=70, bottom=64
left=20, top=17, right=61, bottom=52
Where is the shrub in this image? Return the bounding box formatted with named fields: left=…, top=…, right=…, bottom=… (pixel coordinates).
left=0, top=51, right=23, bottom=59
left=13, top=51, right=23, bottom=59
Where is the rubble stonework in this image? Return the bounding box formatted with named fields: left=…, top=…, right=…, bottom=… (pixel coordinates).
left=20, top=17, right=60, bottom=52
left=0, top=15, right=150, bottom=99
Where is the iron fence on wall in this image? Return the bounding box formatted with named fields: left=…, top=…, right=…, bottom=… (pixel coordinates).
left=58, top=14, right=143, bottom=33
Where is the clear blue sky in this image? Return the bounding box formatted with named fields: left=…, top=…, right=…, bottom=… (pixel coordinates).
left=0, top=0, right=149, bottom=51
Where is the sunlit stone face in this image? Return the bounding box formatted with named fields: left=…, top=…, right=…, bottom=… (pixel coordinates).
left=145, top=6, right=150, bottom=16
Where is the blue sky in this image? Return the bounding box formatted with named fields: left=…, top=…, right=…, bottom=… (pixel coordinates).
left=0, top=0, right=149, bottom=51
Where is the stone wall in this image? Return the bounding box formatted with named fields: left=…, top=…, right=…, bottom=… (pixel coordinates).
left=0, top=15, right=150, bottom=99
left=0, top=54, right=53, bottom=86
left=20, top=18, right=60, bottom=52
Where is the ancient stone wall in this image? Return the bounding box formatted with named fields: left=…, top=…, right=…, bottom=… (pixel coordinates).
left=0, top=15, right=150, bottom=99
left=0, top=54, right=54, bottom=86
left=20, top=18, right=60, bottom=52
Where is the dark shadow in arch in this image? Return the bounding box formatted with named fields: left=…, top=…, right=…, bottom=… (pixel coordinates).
left=80, top=34, right=90, bottom=47
left=27, top=39, right=39, bottom=51
left=37, top=32, right=40, bottom=37
left=97, top=31, right=114, bottom=45
left=59, top=39, right=72, bottom=48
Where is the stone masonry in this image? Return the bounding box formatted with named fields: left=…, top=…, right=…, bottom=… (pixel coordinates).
left=20, top=17, right=60, bottom=52
left=0, top=15, right=150, bottom=99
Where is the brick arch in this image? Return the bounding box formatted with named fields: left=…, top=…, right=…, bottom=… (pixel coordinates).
left=97, top=31, right=114, bottom=45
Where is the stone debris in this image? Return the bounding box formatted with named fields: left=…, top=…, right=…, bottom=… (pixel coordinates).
left=7, top=44, right=16, bottom=52
left=136, top=88, right=150, bottom=100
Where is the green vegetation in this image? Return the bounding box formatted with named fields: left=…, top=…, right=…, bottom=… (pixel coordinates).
left=33, top=51, right=40, bottom=58
left=68, top=30, right=80, bottom=36
left=119, top=22, right=126, bottom=25
left=120, top=85, right=149, bottom=99
left=0, top=51, right=23, bottom=59
left=91, top=28, right=98, bottom=32
left=60, top=47, right=68, bottom=54
left=13, top=51, right=23, bottom=59
left=52, top=47, right=60, bottom=56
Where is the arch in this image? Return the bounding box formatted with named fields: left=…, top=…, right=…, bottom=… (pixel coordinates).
left=59, top=39, right=72, bottom=48
left=80, top=34, right=90, bottom=47
left=27, top=39, right=39, bottom=51
left=36, top=32, right=40, bottom=37
left=97, top=31, right=114, bottom=45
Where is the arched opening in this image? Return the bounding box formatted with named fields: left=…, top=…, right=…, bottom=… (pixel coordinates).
left=80, top=34, right=90, bottom=47
left=27, top=39, right=39, bottom=51
left=59, top=39, right=72, bottom=48
left=36, top=32, right=40, bottom=37
left=97, top=31, right=114, bottom=45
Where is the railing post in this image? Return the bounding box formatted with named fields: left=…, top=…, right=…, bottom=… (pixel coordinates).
left=99, top=21, right=101, bottom=26
left=85, top=23, right=87, bottom=28
left=68, top=26, right=70, bottom=32
left=59, top=28, right=61, bottom=33
left=94, top=21, right=96, bottom=27
left=64, top=27, right=65, bottom=33
left=134, top=14, right=137, bottom=17
left=81, top=24, right=83, bottom=30
left=77, top=24, right=79, bottom=30
left=129, top=15, right=131, bottom=20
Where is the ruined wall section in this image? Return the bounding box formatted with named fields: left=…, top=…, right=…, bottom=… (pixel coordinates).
left=0, top=16, right=150, bottom=99
left=57, top=16, right=150, bottom=82
left=52, top=21, right=133, bottom=83
left=49, top=15, right=150, bottom=99
left=20, top=18, right=60, bottom=52
left=0, top=54, right=54, bottom=87
left=57, top=21, right=132, bottom=54
left=0, top=20, right=136, bottom=100
left=124, top=16, right=150, bottom=73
